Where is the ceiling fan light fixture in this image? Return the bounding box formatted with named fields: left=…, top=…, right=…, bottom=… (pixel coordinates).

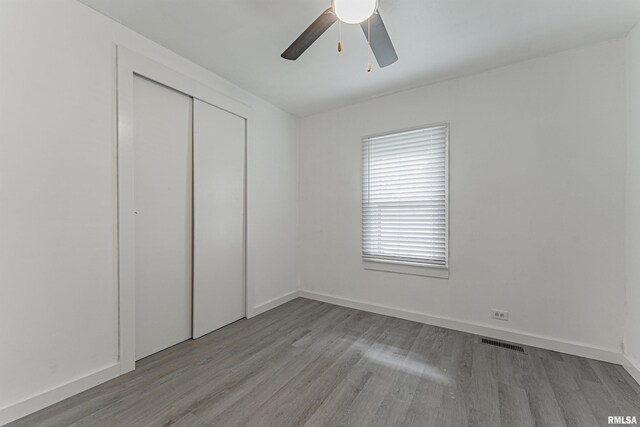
left=333, top=0, right=377, bottom=24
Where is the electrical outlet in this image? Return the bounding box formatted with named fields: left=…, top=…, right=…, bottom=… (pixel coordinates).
left=491, top=309, right=509, bottom=321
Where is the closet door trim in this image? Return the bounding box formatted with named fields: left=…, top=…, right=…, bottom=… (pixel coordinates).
left=116, top=46, right=253, bottom=374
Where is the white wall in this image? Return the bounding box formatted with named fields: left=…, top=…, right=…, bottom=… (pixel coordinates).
left=299, top=40, right=627, bottom=356
left=0, top=0, right=298, bottom=420
left=0, top=0, right=635, bottom=422
left=625, top=22, right=640, bottom=380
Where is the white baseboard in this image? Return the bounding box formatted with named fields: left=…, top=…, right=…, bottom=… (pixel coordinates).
left=298, top=290, right=622, bottom=365
left=2, top=291, right=628, bottom=426
left=0, top=363, right=120, bottom=426
left=0, top=291, right=303, bottom=425
left=251, top=290, right=301, bottom=317
left=623, top=354, right=640, bottom=386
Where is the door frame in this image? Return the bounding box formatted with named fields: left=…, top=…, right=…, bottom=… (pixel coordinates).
left=116, top=46, right=253, bottom=374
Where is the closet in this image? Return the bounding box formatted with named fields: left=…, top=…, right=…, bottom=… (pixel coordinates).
left=132, top=75, right=245, bottom=360
left=192, top=100, right=246, bottom=338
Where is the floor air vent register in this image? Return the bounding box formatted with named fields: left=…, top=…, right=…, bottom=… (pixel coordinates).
left=481, top=338, right=526, bottom=353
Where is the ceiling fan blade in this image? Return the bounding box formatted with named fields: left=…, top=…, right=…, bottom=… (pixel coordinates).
left=281, top=8, right=338, bottom=60
left=360, top=10, right=398, bottom=67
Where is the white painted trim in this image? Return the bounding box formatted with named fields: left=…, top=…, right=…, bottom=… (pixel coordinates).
left=363, top=260, right=449, bottom=278
left=0, top=363, right=120, bottom=426
left=116, top=46, right=253, bottom=370
left=1, top=290, right=631, bottom=426
left=252, top=290, right=302, bottom=316
left=298, top=290, right=623, bottom=364
left=244, top=116, right=256, bottom=318
left=623, top=354, right=640, bottom=386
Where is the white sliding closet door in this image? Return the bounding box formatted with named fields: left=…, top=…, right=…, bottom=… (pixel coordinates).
left=193, top=99, right=246, bottom=338
left=133, top=76, right=193, bottom=360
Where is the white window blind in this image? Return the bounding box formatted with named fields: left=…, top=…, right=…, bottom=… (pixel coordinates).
left=362, top=124, right=448, bottom=267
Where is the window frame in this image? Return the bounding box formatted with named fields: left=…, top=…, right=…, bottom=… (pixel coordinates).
left=361, top=122, right=450, bottom=278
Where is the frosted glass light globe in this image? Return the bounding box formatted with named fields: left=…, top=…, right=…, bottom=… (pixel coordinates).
left=333, top=0, right=377, bottom=24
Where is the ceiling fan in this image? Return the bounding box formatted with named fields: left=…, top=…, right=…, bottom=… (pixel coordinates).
left=281, top=0, right=398, bottom=69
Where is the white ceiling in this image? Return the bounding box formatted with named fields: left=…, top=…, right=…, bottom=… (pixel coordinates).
left=80, top=0, right=640, bottom=116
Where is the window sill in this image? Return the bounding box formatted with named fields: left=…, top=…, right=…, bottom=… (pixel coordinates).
left=363, top=259, right=449, bottom=279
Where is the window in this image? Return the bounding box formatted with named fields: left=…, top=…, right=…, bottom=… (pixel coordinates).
left=362, top=123, right=449, bottom=270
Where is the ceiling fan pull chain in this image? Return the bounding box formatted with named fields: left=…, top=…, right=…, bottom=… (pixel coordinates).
left=338, top=20, right=343, bottom=52
left=367, top=17, right=372, bottom=72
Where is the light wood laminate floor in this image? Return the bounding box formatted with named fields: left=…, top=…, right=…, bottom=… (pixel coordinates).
left=11, top=298, right=640, bottom=426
